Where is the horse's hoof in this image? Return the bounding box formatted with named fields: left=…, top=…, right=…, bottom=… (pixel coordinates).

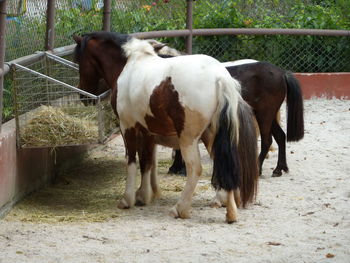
left=117, top=198, right=130, bottom=209
left=135, top=200, right=146, bottom=206
left=226, top=214, right=237, bottom=224
left=169, top=206, right=180, bottom=218
left=169, top=205, right=190, bottom=219
left=136, top=190, right=152, bottom=206
left=272, top=171, right=282, bottom=177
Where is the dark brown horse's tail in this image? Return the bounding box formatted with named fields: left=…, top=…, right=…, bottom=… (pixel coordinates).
left=285, top=72, right=304, bottom=142
left=236, top=100, right=259, bottom=207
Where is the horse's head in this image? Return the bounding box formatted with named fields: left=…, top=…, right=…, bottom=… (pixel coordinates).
left=73, top=32, right=129, bottom=105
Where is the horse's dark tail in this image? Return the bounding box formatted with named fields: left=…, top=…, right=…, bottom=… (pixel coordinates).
left=236, top=100, right=259, bottom=207
left=285, top=72, right=304, bottom=142
left=211, top=76, right=258, bottom=207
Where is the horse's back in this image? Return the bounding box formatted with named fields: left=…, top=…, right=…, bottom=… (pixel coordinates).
left=226, top=61, right=286, bottom=110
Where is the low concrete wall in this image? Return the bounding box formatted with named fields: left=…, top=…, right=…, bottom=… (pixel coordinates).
left=0, top=119, right=89, bottom=217
left=295, top=72, right=350, bottom=99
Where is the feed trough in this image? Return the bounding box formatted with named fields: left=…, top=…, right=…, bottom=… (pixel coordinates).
left=11, top=52, right=118, bottom=148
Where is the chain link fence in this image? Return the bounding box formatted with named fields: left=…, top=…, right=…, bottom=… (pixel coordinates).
left=2, top=0, right=350, bottom=123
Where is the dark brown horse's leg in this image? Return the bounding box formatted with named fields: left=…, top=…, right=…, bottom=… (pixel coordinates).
left=271, top=119, right=288, bottom=177
left=168, top=149, right=186, bottom=176
left=256, top=114, right=273, bottom=176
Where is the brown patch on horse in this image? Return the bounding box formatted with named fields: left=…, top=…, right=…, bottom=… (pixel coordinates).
left=145, top=77, right=185, bottom=136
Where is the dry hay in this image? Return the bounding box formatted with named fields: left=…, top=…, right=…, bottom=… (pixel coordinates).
left=21, top=105, right=98, bottom=147
left=20, top=101, right=119, bottom=148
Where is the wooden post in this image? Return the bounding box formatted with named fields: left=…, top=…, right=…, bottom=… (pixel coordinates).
left=45, top=0, right=56, bottom=51
left=102, top=0, right=112, bottom=31
left=185, top=0, right=194, bottom=54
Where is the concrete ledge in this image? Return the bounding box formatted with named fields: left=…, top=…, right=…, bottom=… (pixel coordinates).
left=295, top=72, right=350, bottom=99
left=0, top=119, right=90, bottom=218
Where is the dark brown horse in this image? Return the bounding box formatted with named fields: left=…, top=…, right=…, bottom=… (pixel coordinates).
left=168, top=59, right=304, bottom=177
left=73, top=32, right=259, bottom=223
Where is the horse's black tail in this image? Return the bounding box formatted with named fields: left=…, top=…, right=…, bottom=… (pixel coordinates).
left=285, top=72, right=304, bottom=142
left=211, top=102, right=241, bottom=194
left=211, top=96, right=259, bottom=207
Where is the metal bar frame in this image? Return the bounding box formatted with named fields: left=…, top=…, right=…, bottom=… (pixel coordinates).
left=44, top=52, right=79, bottom=70
left=0, top=0, right=6, bottom=130
left=12, top=63, right=98, bottom=99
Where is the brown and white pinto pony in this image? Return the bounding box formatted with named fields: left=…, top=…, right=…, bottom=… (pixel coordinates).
left=73, top=32, right=259, bottom=223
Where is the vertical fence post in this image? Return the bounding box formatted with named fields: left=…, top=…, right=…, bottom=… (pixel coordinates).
left=45, top=0, right=56, bottom=51
left=186, top=0, right=194, bottom=54
left=102, top=0, right=111, bottom=31
left=0, top=0, right=7, bottom=130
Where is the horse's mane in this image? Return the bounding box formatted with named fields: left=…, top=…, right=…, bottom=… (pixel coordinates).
left=73, top=31, right=130, bottom=62
left=122, top=38, right=157, bottom=58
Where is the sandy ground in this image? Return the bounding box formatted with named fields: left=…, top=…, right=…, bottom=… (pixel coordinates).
left=0, top=98, right=349, bottom=263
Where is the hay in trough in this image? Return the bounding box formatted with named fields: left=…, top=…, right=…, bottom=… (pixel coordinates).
left=21, top=105, right=99, bottom=147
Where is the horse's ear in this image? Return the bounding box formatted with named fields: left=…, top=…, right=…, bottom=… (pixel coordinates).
left=73, top=35, right=83, bottom=44
left=153, top=43, right=167, bottom=52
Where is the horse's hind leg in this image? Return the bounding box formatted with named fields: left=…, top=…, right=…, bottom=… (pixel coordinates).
left=255, top=113, right=273, bottom=176
left=271, top=118, right=288, bottom=177
left=169, top=141, right=201, bottom=219
left=226, top=190, right=238, bottom=223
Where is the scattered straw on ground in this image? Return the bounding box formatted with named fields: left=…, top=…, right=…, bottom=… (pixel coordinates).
left=4, top=150, right=212, bottom=223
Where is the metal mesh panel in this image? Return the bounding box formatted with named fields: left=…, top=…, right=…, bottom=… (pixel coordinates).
left=5, top=0, right=47, bottom=62
left=12, top=54, right=118, bottom=148
left=54, top=0, right=103, bottom=48
left=193, top=35, right=350, bottom=72
left=110, top=0, right=186, bottom=33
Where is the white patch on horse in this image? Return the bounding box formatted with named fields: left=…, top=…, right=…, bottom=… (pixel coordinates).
left=221, top=59, right=258, bottom=67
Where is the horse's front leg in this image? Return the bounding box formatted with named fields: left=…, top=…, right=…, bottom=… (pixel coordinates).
left=118, top=128, right=138, bottom=209
left=136, top=135, right=157, bottom=206
left=169, top=141, right=201, bottom=219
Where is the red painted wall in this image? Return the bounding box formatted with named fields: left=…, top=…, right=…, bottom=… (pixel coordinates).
left=295, top=73, right=350, bottom=99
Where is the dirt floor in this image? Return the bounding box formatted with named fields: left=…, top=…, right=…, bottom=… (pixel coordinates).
left=0, top=98, right=349, bottom=263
